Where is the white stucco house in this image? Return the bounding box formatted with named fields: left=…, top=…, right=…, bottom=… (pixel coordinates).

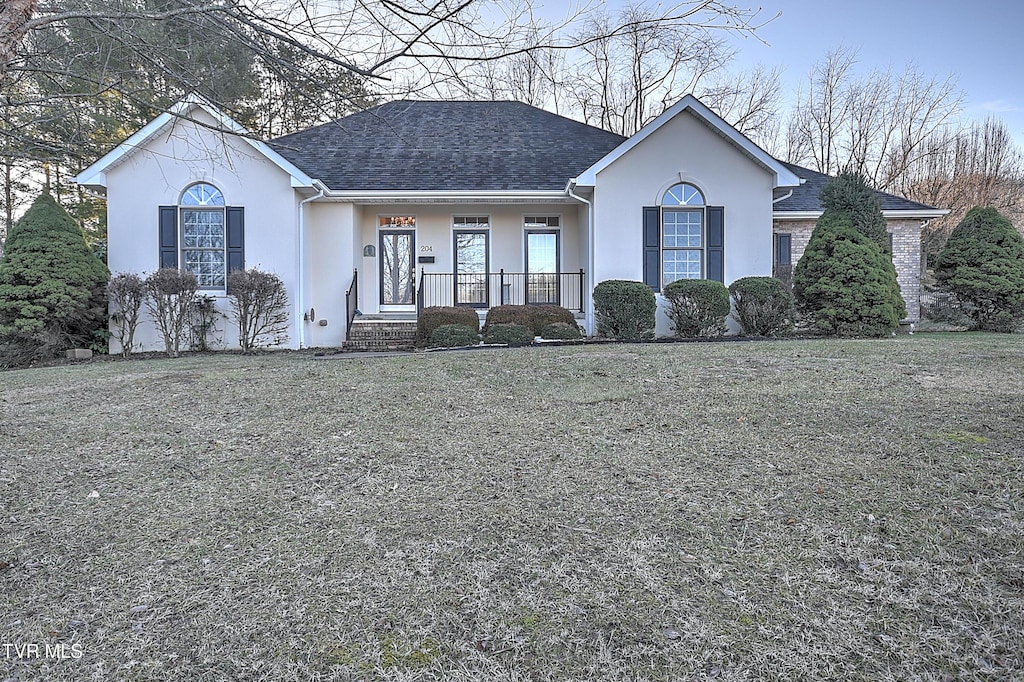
left=75, top=94, right=945, bottom=352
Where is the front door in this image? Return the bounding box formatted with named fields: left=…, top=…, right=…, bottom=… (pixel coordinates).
left=379, top=229, right=416, bottom=307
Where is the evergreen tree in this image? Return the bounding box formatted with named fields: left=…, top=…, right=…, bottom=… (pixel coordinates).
left=0, top=193, right=109, bottom=363
left=818, top=172, right=890, bottom=251
left=793, top=211, right=905, bottom=337
left=934, top=207, right=1024, bottom=332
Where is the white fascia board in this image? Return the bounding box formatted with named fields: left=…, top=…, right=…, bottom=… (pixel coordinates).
left=773, top=209, right=950, bottom=220
left=73, top=94, right=314, bottom=189
left=574, top=94, right=801, bottom=189
left=317, top=189, right=571, bottom=204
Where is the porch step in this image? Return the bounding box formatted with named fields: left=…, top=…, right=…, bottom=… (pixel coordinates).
left=343, top=319, right=418, bottom=351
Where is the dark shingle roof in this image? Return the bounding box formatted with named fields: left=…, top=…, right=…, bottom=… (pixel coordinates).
left=269, top=100, right=626, bottom=192
left=774, top=161, right=939, bottom=213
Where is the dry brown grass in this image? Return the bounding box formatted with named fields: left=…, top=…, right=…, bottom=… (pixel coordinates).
left=1, top=334, right=1022, bottom=681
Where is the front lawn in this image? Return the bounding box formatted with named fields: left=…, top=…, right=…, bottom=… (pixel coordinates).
left=1, top=334, right=1022, bottom=680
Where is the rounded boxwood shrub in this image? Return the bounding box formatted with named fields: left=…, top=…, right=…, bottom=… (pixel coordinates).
left=662, top=279, right=731, bottom=338
left=793, top=211, right=906, bottom=337
left=933, top=206, right=1024, bottom=332
left=428, top=323, right=480, bottom=348
left=592, top=279, right=656, bottom=340
left=417, top=306, right=480, bottom=344
left=484, top=304, right=575, bottom=336
left=728, top=276, right=794, bottom=337
left=540, top=322, right=582, bottom=340
left=0, top=193, right=110, bottom=365
left=482, top=323, right=534, bottom=345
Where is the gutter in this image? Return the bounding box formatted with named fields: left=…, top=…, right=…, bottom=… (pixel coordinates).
left=565, top=179, right=595, bottom=335
left=296, top=181, right=327, bottom=348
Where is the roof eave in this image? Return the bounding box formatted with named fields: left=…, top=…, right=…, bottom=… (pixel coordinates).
left=774, top=208, right=950, bottom=220
left=315, top=189, right=573, bottom=204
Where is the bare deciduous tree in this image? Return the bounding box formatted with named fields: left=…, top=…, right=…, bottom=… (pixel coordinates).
left=784, top=46, right=963, bottom=193
left=901, top=117, right=1024, bottom=260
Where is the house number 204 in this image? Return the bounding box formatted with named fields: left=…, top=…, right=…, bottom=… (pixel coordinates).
left=419, top=245, right=433, bottom=252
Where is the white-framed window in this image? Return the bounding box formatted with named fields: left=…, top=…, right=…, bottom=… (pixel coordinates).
left=661, top=183, right=705, bottom=287
left=180, top=183, right=226, bottom=288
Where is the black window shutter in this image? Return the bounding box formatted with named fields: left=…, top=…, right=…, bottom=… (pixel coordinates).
left=159, top=206, right=177, bottom=268
left=706, top=206, right=725, bottom=283
left=226, top=207, right=245, bottom=280
left=642, top=206, right=661, bottom=291
left=775, top=233, right=792, bottom=266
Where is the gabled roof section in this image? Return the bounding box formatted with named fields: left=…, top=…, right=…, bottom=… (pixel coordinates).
left=74, top=94, right=314, bottom=192
left=268, top=100, right=626, bottom=192
left=573, top=94, right=801, bottom=189
left=773, top=161, right=947, bottom=217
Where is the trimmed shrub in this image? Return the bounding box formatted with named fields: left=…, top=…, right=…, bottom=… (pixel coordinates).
left=483, top=323, right=534, bottom=345
left=593, top=279, right=656, bottom=340
left=540, top=322, right=582, bottom=340
left=485, top=304, right=576, bottom=336
left=662, top=279, right=731, bottom=338
left=227, top=268, right=289, bottom=351
left=144, top=268, right=199, bottom=357
left=729, top=276, right=794, bottom=337
left=0, top=193, right=110, bottom=364
left=793, top=212, right=906, bottom=337
left=933, top=207, right=1024, bottom=332
left=417, top=306, right=480, bottom=344
left=108, top=272, right=146, bottom=357
left=818, top=172, right=889, bottom=251
left=428, top=323, right=480, bottom=348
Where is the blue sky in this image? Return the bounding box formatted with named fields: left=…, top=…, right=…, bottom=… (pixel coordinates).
left=726, top=0, right=1024, bottom=145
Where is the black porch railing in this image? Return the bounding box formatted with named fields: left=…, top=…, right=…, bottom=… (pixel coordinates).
left=417, top=269, right=585, bottom=313
left=345, top=268, right=358, bottom=336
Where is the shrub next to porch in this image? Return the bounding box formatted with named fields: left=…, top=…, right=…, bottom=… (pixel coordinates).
left=729, top=277, right=794, bottom=337
left=417, top=306, right=480, bottom=345
left=593, top=280, right=656, bottom=341
left=484, top=304, right=575, bottom=336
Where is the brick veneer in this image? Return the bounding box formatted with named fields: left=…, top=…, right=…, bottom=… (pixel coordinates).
left=773, top=218, right=923, bottom=323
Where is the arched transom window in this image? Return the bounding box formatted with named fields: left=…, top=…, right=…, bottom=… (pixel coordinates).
left=180, top=183, right=227, bottom=287
left=662, top=182, right=705, bottom=207
left=660, top=183, right=705, bottom=284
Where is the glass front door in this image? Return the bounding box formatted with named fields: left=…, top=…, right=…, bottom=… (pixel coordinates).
left=526, top=230, right=560, bottom=304
left=379, top=229, right=416, bottom=306
left=454, top=229, right=489, bottom=307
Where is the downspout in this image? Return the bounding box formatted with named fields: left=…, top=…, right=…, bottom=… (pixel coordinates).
left=297, top=181, right=326, bottom=349
left=772, top=189, right=793, bottom=204
left=566, top=179, right=594, bottom=336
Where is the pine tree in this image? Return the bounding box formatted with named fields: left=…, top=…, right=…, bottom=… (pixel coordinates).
left=0, top=193, right=109, bottom=363
left=818, top=172, right=889, bottom=251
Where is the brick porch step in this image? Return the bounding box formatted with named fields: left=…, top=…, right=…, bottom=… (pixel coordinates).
left=343, top=320, right=418, bottom=351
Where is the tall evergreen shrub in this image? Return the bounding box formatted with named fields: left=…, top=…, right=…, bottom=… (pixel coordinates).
left=0, top=194, right=109, bottom=363
left=934, top=207, right=1024, bottom=332
left=793, top=212, right=905, bottom=337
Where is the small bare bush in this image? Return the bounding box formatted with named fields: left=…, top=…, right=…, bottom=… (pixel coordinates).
left=108, top=272, right=146, bottom=357
left=227, top=268, right=289, bottom=351
left=144, top=268, right=199, bottom=358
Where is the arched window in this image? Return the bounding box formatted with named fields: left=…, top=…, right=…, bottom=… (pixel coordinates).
left=660, top=183, right=705, bottom=284
left=662, top=182, right=704, bottom=207
left=179, top=183, right=227, bottom=287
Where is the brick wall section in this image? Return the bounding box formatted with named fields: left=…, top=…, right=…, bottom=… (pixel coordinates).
left=773, top=218, right=923, bottom=323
